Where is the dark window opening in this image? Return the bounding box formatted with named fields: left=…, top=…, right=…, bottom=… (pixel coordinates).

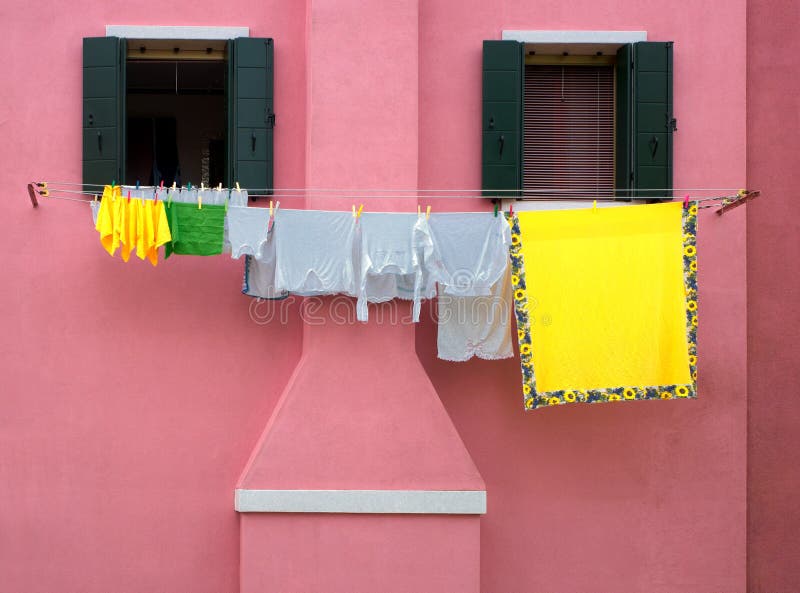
left=125, top=51, right=226, bottom=188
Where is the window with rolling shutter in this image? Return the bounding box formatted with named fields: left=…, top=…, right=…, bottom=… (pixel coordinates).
left=482, top=40, right=674, bottom=199
left=523, top=64, right=614, bottom=197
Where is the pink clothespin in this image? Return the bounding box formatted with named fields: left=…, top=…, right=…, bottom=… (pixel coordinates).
left=509, top=203, right=514, bottom=217
left=683, top=194, right=690, bottom=209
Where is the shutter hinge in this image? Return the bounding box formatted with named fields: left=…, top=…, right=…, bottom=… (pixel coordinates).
left=267, top=110, right=276, bottom=128
left=669, top=117, right=677, bottom=132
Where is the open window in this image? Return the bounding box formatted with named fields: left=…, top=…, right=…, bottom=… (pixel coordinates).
left=82, top=36, right=274, bottom=193
left=481, top=39, right=675, bottom=199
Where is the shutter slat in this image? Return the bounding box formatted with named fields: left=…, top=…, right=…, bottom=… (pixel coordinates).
left=523, top=64, right=614, bottom=197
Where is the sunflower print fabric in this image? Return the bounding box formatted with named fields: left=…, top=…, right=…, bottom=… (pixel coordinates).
left=508, top=201, right=698, bottom=411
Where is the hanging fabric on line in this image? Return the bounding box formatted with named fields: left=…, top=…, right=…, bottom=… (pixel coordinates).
left=93, top=185, right=172, bottom=266
left=509, top=201, right=699, bottom=410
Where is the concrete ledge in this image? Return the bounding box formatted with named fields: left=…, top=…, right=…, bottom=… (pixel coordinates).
left=105, top=25, right=248, bottom=39
left=502, top=30, right=647, bottom=43
left=235, top=489, right=487, bottom=514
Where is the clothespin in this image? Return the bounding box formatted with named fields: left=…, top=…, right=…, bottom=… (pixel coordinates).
left=127, top=189, right=131, bottom=203
left=218, top=182, right=223, bottom=191
left=187, top=181, right=192, bottom=190
left=738, top=188, right=748, bottom=198
left=268, top=201, right=279, bottom=232
left=425, top=205, right=431, bottom=220
left=417, top=205, right=421, bottom=217
left=171, top=181, right=176, bottom=190
left=352, top=205, right=357, bottom=218
left=592, top=199, right=597, bottom=211
left=493, top=201, right=499, bottom=217
left=156, top=180, right=164, bottom=202
left=200, top=182, right=205, bottom=191
left=235, top=182, right=240, bottom=191
left=111, top=180, right=115, bottom=188
left=683, top=194, right=690, bottom=209
left=136, top=180, right=140, bottom=190
left=357, top=204, right=364, bottom=219
left=508, top=203, right=513, bottom=217
left=198, top=194, right=202, bottom=209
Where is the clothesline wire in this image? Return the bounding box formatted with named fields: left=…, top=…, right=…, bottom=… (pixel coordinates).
left=36, top=180, right=747, bottom=194
left=35, top=190, right=743, bottom=205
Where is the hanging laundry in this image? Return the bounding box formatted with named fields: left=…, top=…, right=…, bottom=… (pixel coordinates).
left=226, top=206, right=272, bottom=259
left=242, top=252, right=288, bottom=300
left=436, top=265, right=513, bottom=362
left=94, top=184, right=122, bottom=256
left=510, top=201, right=699, bottom=410
left=164, top=201, right=226, bottom=258
left=90, top=199, right=101, bottom=226
left=271, top=209, right=357, bottom=296
left=421, top=212, right=511, bottom=296
left=356, top=213, right=436, bottom=322
left=416, top=212, right=512, bottom=360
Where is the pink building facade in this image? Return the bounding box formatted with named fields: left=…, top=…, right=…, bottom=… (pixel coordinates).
left=0, top=0, right=796, bottom=591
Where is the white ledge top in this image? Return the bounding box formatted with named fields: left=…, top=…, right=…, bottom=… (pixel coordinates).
left=235, top=489, right=487, bottom=515
left=502, top=30, right=647, bottom=44
left=105, top=25, right=249, bottom=39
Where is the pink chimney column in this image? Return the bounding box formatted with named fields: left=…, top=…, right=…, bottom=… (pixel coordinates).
left=236, top=1, right=485, bottom=592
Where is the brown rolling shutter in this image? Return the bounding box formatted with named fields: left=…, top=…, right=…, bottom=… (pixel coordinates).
left=523, top=64, right=614, bottom=197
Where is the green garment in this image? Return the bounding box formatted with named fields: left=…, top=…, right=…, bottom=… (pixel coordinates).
left=164, top=201, right=226, bottom=258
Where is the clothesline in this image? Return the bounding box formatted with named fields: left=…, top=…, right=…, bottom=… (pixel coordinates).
left=35, top=179, right=751, bottom=193
left=27, top=181, right=761, bottom=214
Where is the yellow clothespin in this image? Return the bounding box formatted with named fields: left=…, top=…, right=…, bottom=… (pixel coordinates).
left=269, top=200, right=274, bottom=217
left=592, top=199, right=597, bottom=212
left=352, top=204, right=357, bottom=218
left=417, top=205, right=421, bottom=217
left=425, top=205, right=431, bottom=220
left=198, top=194, right=202, bottom=209
left=357, top=204, right=364, bottom=219
left=235, top=182, right=241, bottom=191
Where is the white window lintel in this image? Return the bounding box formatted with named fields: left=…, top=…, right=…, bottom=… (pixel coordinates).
left=105, top=25, right=249, bottom=39
left=502, top=30, right=647, bottom=44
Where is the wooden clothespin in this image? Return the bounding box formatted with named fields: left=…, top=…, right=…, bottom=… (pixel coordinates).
left=269, top=200, right=274, bottom=217
left=425, top=205, right=431, bottom=220
left=417, top=205, right=421, bottom=217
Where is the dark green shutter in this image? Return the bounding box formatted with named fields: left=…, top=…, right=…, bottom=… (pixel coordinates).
left=83, top=37, right=126, bottom=190
left=614, top=44, right=632, bottom=198
left=632, top=41, right=674, bottom=198
left=482, top=40, right=523, bottom=196
left=227, top=37, right=274, bottom=194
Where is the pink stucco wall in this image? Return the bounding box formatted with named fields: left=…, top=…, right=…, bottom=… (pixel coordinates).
left=746, top=0, right=800, bottom=590
left=0, top=0, right=753, bottom=592
left=417, top=1, right=747, bottom=592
